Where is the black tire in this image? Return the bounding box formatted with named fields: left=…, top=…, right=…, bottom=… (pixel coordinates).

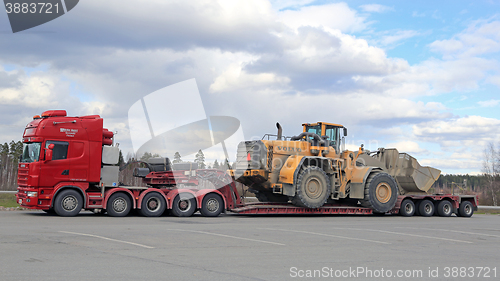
left=360, top=173, right=398, bottom=213
left=399, top=199, right=415, bottom=217
left=140, top=192, right=166, bottom=217
left=458, top=201, right=473, bottom=217
left=171, top=194, right=196, bottom=217
left=418, top=199, right=434, bottom=217
left=107, top=192, right=132, bottom=217
left=292, top=166, right=331, bottom=208
left=200, top=193, right=224, bottom=217
left=437, top=200, right=453, bottom=217
left=53, top=189, right=83, bottom=217
left=255, top=191, right=289, bottom=203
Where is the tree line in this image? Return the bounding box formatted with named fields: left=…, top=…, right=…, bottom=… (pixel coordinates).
left=2, top=139, right=499, bottom=206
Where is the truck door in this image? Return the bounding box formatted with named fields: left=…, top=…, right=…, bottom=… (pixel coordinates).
left=39, top=140, right=70, bottom=188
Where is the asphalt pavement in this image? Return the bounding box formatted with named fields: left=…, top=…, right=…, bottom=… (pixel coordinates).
left=1, top=211, right=499, bottom=280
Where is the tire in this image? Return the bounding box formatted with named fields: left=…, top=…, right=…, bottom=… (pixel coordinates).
left=140, top=192, right=166, bottom=217
left=200, top=193, right=224, bottom=217
left=399, top=199, right=415, bottom=217
left=360, top=173, right=398, bottom=213
left=292, top=166, right=331, bottom=208
left=107, top=192, right=132, bottom=217
left=458, top=201, right=473, bottom=217
left=437, top=200, right=453, bottom=217
left=418, top=199, right=434, bottom=217
left=53, top=189, right=83, bottom=217
left=171, top=194, right=196, bottom=217
left=255, top=191, right=289, bottom=203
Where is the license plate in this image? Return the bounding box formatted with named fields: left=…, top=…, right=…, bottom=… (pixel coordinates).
left=18, top=199, right=22, bottom=204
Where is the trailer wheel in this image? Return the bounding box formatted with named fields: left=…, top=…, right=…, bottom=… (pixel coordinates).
left=107, top=193, right=132, bottom=217
left=53, top=189, right=83, bottom=217
left=171, top=194, right=196, bottom=217
left=437, top=200, right=453, bottom=217
left=293, top=166, right=331, bottom=208
left=200, top=193, right=224, bottom=217
left=360, top=173, right=398, bottom=213
left=418, top=199, right=434, bottom=217
left=458, top=201, right=473, bottom=217
left=399, top=199, right=415, bottom=217
left=140, top=192, right=166, bottom=217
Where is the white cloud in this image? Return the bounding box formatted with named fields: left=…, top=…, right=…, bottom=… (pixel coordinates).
left=359, top=4, right=394, bottom=13
left=477, top=99, right=500, bottom=107
left=378, top=30, right=421, bottom=48
left=429, top=20, right=500, bottom=59
left=386, top=141, right=428, bottom=154
left=278, top=3, right=367, bottom=33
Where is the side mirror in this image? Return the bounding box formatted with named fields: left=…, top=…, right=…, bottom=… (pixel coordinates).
left=44, top=144, right=54, bottom=162
left=343, top=128, right=348, bottom=136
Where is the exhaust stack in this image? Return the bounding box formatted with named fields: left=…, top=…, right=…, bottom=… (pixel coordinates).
left=276, top=122, right=283, bottom=140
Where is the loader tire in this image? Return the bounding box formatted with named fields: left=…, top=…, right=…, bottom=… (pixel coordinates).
left=360, top=173, right=398, bottom=214
left=292, top=166, right=331, bottom=208
left=255, top=191, right=289, bottom=203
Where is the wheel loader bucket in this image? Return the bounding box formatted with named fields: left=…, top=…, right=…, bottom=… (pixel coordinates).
left=358, top=148, right=441, bottom=193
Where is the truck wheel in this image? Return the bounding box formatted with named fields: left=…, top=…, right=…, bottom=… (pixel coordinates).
left=399, top=199, right=415, bottom=217
left=255, top=191, right=289, bottom=203
left=293, top=166, right=331, bottom=208
left=140, top=192, right=166, bottom=217
left=171, top=194, right=196, bottom=217
left=437, top=200, right=453, bottom=217
left=418, top=199, right=434, bottom=217
left=458, top=201, right=473, bottom=217
left=200, top=193, right=224, bottom=217
left=107, top=193, right=132, bottom=217
left=360, top=173, right=398, bottom=213
left=53, top=189, right=83, bottom=217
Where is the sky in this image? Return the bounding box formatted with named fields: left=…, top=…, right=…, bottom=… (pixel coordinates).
left=0, top=0, right=499, bottom=175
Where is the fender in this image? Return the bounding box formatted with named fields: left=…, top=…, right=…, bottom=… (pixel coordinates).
left=51, top=182, right=88, bottom=208
left=137, top=189, right=170, bottom=209
left=103, top=188, right=136, bottom=209
left=164, top=189, right=198, bottom=209
left=195, top=189, right=227, bottom=209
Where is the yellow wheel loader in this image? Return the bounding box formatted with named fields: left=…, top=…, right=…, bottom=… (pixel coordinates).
left=230, top=122, right=440, bottom=213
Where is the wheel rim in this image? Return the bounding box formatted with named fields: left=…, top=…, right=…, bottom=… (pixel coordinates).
left=375, top=183, right=391, bottom=203
left=62, top=195, right=77, bottom=211
left=206, top=198, right=220, bottom=213
left=464, top=204, right=472, bottom=215
left=113, top=197, right=127, bottom=213
left=305, top=177, right=322, bottom=199
left=443, top=204, right=451, bottom=214
left=424, top=203, right=432, bottom=214
left=405, top=202, right=413, bottom=214
left=146, top=197, right=160, bottom=212
left=178, top=199, right=191, bottom=212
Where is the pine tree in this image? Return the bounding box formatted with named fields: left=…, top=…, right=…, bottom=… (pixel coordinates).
left=195, top=149, right=206, bottom=169
left=213, top=159, right=220, bottom=169
left=173, top=152, right=182, bottom=163
left=222, top=158, right=231, bottom=170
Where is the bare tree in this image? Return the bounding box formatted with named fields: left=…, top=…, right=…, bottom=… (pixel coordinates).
left=482, top=142, right=500, bottom=206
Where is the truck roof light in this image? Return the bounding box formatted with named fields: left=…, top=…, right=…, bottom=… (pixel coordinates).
left=41, top=110, right=67, bottom=118
left=33, top=115, right=41, bottom=119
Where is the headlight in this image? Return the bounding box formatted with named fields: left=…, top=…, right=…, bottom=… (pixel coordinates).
left=26, top=191, right=38, bottom=197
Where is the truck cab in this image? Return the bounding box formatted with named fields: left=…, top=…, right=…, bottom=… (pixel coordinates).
left=17, top=110, right=115, bottom=213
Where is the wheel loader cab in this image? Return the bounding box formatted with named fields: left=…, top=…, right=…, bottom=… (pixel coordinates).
left=303, top=122, right=345, bottom=154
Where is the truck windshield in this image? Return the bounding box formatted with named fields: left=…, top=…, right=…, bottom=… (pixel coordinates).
left=306, top=125, right=321, bottom=136
left=21, top=142, right=41, bottom=163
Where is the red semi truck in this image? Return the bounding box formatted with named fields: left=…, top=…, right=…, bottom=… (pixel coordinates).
left=16, top=110, right=477, bottom=217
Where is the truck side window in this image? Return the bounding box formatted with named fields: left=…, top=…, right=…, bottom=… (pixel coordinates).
left=46, top=141, right=69, bottom=160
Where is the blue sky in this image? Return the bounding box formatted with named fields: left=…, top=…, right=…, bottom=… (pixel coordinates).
left=0, top=0, right=499, bottom=175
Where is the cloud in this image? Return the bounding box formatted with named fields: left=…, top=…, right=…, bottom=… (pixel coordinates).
left=278, top=3, right=367, bottom=33
left=378, top=30, right=421, bottom=48
left=386, top=141, right=428, bottom=154
left=429, top=19, right=500, bottom=59
left=359, top=4, right=394, bottom=13
left=477, top=99, right=500, bottom=107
